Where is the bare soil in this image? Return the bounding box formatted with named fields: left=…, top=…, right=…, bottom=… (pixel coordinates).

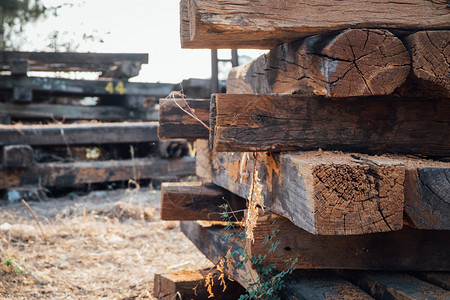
left=0, top=187, right=212, bottom=299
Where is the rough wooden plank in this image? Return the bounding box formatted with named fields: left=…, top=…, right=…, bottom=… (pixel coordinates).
left=158, top=98, right=210, bottom=139
left=227, top=29, right=410, bottom=97
left=281, top=271, right=373, bottom=299
left=0, top=122, right=158, bottom=146
left=196, top=140, right=405, bottom=235
left=181, top=0, right=450, bottom=49
left=0, top=156, right=195, bottom=189
left=153, top=268, right=246, bottom=300
left=414, top=273, right=450, bottom=291
left=0, top=103, right=158, bottom=121
left=161, top=182, right=246, bottom=221
left=404, top=166, right=450, bottom=230
left=0, top=76, right=175, bottom=97
left=211, top=94, right=450, bottom=157
left=343, top=271, right=450, bottom=299
left=0, top=51, right=148, bottom=77
left=403, top=30, right=450, bottom=97
left=2, top=145, right=34, bottom=168
left=248, top=214, right=450, bottom=271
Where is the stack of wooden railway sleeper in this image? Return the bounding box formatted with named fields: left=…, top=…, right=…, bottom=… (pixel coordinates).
left=155, top=1, right=450, bottom=299
left=0, top=51, right=194, bottom=201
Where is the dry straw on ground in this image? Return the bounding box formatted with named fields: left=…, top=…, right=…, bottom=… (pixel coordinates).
left=0, top=187, right=212, bottom=299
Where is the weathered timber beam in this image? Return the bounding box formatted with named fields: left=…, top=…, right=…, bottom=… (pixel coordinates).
left=0, top=51, right=148, bottom=65
left=161, top=182, right=246, bottom=221
left=413, top=272, right=450, bottom=290
left=227, top=29, right=410, bottom=97
left=153, top=268, right=246, bottom=300
left=158, top=98, right=210, bottom=139
left=181, top=0, right=449, bottom=49
left=341, top=271, right=450, bottom=299
left=0, top=76, right=175, bottom=97
left=247, top=214, right=450, bottom=271
left=211, top=94, right=450, bottom=157
left=2, top=145, right=34, bottom=168
left=404, top=166, right=450, bottom=230
left=0, top=103, right=158, bottom=121
left=0, top=156, right=195, bottom=189
left=402, top=30, right=450, bottom=97
left=180, top=220, right=374, bottom=298
left=0, top=122, right=159, bottom=146
left=196, top=140, right=406, bottom=235
left=0, top=51, right=148, bottom=76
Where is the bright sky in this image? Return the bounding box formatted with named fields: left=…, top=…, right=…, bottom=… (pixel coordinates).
left=20, top=0, right=266, bottom=83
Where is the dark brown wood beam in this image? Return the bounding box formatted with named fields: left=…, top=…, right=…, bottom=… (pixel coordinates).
left=211, top=94, right=450, bottom=157
left=0, top=156, right=195, bottom=189
left=161, top=182, right=246, bottom=221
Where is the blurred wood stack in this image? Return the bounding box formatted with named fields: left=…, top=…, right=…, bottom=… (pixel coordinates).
left=0, top=51, right=195, bottom=201
left=155, top=0, right=450, bottom=299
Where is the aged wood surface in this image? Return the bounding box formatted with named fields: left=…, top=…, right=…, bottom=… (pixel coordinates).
left=0, top=76, right=175, bottom=97
left=248, top=214, right=450, bottom=271
left=0, top=156, right=195, bottom=189
left=0, top=103, right=158, bottom=121
left=196, top=140, right=405, bottom=235
left=2, top=145, right=34, bottom=168
left=158, top=98, right=210, bottom=139
left=404, top=166, right=450, bottom=230
left=181, top=0, right=450, bottom=49
left=211, top=94, right=450, bottom=157
left=227, top=29, right=410, bottom=97
left=0, top=51, right=148, bottom=77
left=343, top=271, right=450, bottom=299
left=403, top=30, right=450, bottom=97
left=0, top=122, right=158, bottom=146
left=161, top=182, right=246, bottom=221
left=414, top=272, right=450, bottom=291
left=153, top=268, right=245, bottom=300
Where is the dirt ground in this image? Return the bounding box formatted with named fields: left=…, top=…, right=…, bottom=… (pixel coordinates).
left=0, top=187, right=212, bottom=299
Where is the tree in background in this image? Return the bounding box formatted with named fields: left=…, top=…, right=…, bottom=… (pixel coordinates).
left=0, top=0, right=47, bottom=50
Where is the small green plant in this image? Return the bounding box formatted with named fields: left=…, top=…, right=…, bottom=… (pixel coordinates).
left=203, top=203, right=297, bottom=300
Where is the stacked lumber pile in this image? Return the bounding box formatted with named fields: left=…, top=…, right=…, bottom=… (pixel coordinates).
left=155, top=1, right=450, bottom=299
left=0, top=51, right=194, bottom=201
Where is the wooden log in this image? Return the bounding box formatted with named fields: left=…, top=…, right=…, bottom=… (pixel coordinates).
left=248, top=214, right=450, bottom=271
left=403, top=30, right=450, bottom=97
left=0, top=122, right=158, bottom=146
left=343, top=271, right=450, bottom=299
left=157, top=140, right=189, bottom=159
left=196, top=140, right=405, bottom=235
left=0, top=51, right=148, bottom=76
left=181, top=0, right=449, bottom=49
left=414, top=272, right=450, bottom=291
left=0, top=76, right=175, bottom=97
left=153, top=268, right=246, bottom=300
left=158, top=98, right=210, bottom=139
left=0, top=103, right=158, bottom=121
left=404, top=166, right=450, bottom=230
left=161, top=182, right=246, bottom=221
left=9, top=59, right=28, bottom=75
left=227, top=29, right=410, bottom=97
left=211, top=94, right=450, bottom=157
left=0, top=156, right=195, bottom=189
left=2, top=145, right=34, bottom=168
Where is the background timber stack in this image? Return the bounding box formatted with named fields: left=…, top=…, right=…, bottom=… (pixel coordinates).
left=155, top=1, right=450, bottom=299
left=0, top=51, right=195, bottom=202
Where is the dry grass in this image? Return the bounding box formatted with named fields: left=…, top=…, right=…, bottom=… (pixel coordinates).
left=0, top=187, right=212, bottom=299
